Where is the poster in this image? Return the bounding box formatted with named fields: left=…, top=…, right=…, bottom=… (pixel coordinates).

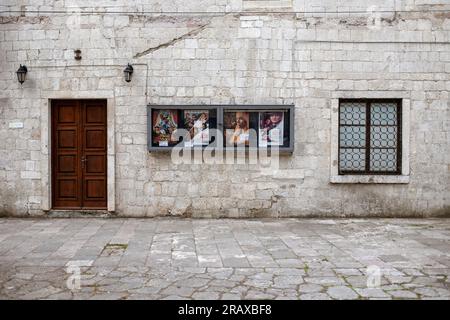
left=152, top=110, right=178, bottom=146
left=259, top=112, right=284, bottom=147
left=184, top=110, right=209, bottom=147
left=224, top=112, right=250, bottom=146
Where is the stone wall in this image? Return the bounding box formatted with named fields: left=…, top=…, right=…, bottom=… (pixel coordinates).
left=0, top=0, right=449, bottom=217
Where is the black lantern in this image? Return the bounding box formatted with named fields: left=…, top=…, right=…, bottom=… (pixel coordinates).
left=123, top=63, right=133, bottom=82
left=16, top=65, right=28, bottom=84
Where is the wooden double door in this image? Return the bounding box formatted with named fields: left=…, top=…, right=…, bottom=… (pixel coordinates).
left=52, top=100, right=107, bottom=209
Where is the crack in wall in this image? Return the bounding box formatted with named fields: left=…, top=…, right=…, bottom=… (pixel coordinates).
left=133, top=23, right=209, bottom=58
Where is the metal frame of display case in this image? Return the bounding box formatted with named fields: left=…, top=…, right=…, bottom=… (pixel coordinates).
left=147, top=104, right=294, bottom=153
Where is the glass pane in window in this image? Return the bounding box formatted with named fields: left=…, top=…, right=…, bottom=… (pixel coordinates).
left=370, top=126, right=397, bottom=148
left=339, top=102, right=366, bottom=125
left=370, top=148, right=397, bottom=171
left=340, top=125, right=366, bottom=148
left=370, top=102, right=397, bottom=125
left=339, top=148, right=365, bottom=171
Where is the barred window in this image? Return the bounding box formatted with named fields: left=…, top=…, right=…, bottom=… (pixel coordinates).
left=339, top=99, right=402, bottom=175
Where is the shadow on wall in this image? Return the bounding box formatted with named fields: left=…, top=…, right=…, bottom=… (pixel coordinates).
left=0, top=189, right=20, bottom=217
left=433, top=206, right=450, bottom=218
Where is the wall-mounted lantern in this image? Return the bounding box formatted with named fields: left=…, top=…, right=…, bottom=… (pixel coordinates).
left=123, top=63, right=133, bottom=82
left=16, top=65, right=28, bottom=84
left=74, top=49, right=82, bottom=60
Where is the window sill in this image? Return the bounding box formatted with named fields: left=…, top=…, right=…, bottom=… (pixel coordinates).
left=330, top=175, right=410, bottom=184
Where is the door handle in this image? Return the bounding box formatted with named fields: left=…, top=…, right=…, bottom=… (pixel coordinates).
left=81, top=156, right=87, bottom=168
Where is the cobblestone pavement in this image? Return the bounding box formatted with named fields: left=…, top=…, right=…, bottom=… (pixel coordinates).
left=0, top=218, right=449, bottom=300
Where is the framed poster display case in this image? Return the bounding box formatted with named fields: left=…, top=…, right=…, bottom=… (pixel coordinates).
left=147, top=105, right=294, bottom=153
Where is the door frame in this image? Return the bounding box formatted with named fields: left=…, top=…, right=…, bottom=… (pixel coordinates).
left=41, top=96, right=115, bottom=212
left=51, top=99, right=108, bottom=209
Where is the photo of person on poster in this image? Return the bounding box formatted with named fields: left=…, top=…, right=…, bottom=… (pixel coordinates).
left=224, top=112, right=250, bottom=146
left=259, top=112, right=284, bottom=147
left=184, top=110, right=209, bottom=147
left=152, top=110, right=178, bottom=147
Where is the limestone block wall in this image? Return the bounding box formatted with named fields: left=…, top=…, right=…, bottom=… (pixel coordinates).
left=0, top=0, right=449, bottom=217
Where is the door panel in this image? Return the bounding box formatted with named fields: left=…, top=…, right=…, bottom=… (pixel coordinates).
left=85, top=155, right=106, bottom=173
left=58, top=155, right=77, bottom=173
left=57, top=129, right=77, bottom=148
left=57, top=179, right=78, bottom=198
left=57, top=106, right=76, bottom=122
left=52, top=101, right=81, bottom=208
left=85, top=178, right=106, bottom=198
left=81, top=100, right=107, bottom=208
left=85, top=130, right=105, bottom=148
left=52, top=100, right=107, bottom=209
left=85, top=105, right=104, bottom=123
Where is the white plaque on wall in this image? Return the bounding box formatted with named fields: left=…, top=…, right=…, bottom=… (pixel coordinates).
left=9, top=122, right=24, bottom=129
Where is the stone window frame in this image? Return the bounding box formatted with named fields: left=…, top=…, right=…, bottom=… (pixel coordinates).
left=330, top=94, right=410, bottom=184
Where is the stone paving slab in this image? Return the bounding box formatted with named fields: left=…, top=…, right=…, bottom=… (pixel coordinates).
left=0, top=218, right=449, bottom=300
